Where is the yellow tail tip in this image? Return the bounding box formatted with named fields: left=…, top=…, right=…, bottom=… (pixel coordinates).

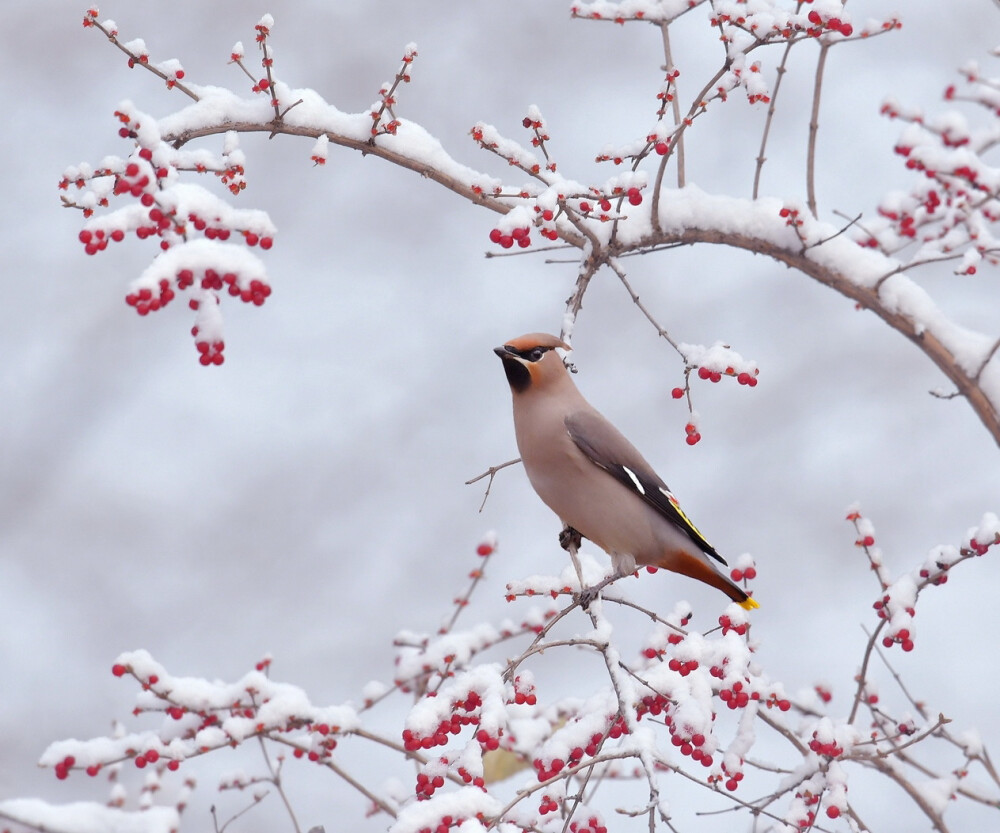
left=738, top=597, right=760, bottom=611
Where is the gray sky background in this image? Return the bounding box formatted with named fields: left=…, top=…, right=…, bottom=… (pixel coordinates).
left=2, top=2, right=999, bottom=831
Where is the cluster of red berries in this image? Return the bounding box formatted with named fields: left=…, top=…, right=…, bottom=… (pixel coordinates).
left=193, top=333, right=226, bottom=366
left=806, top=9, right=854, bottom=36
left=415, top=769, right=445, bottom=800
left=808, top=732, right=844, bottom=758
left=539, top=793, right=560, bottom=814
left=414, top=814, right=475, bottom=833
left=671, top=366, right=758, bottom=403
left=719, top=680, right=753, bottom=710
left=569, top=815, right=608, bottom=833
left=684, top=422, right=701, bottom=446
left=401, top=691, right=491, bottom=751
left=965, top=534, right=996, bottom=557
left=522, top=115, right=548, bottom=140
left=765, top=693, right=792, bottom=712
left=667, top=656, right=700, bottom=676
left=509, top=676, right=537, bottom=706
left=880, top=626, right=915, bottom=653
left=133, top=749, right=163, bottom=769
left=729, top=563, right=757, bottom=583
left=779, top=205, right=803, bottom=227
left=534, top=720, right=627, bottom=782
left=718, top=613, right=748, bottom=636
left=54, top=755, right=76, bottom=780
left=125, top=281, right=175, bottom=315
left=254, top=17, right=271, bottom=43
left=456, top=766, right=486, bottom=790
left=815, top=685, right=833, bottom=704
left=290, top=724, right=340, bottom=763
left=666, top=721, right=714, bottom=767
left=917, top=561, right=949, bottom=585
left=488, top=226, right=532, bottom=249
left=721, top=761, right=745, bottom=792
left=636, top=693, right=670, bottom=718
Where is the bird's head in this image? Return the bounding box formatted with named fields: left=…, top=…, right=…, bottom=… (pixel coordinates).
left=494, top=333, right=572, bottom=394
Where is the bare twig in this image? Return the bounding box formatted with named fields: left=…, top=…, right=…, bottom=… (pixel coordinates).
left=465, top=458, right=521, bottom=511
left=753, top=39, right=795, bottom=199
left=659, top=23, right=684, bottom=189
left=87, top=17, right=199, bottom=102
left=806, top=42, right=832, bottom=217
left=255, top=737, right=302, bottom=833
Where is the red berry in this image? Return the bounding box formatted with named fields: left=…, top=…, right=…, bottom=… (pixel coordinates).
left=826, top=806, right=840, bottom=819
left=259, top=237, right=273, bottom=250
left=489, top=228, right=502, bottom=244
left=655, top=141, right=669, bottom=155
left=671, top=387, right=684, bottom=399
left=112, top=664, right=128, bottom=677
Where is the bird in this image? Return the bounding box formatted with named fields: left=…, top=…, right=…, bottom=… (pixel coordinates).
left=494, top=332, right=758, bottom=610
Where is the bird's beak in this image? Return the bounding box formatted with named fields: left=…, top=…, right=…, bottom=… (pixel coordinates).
left=494, top=345, right=512, bottom=359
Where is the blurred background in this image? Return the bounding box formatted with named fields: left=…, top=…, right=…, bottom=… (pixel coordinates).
left=2, top=2, right=998, bottom=830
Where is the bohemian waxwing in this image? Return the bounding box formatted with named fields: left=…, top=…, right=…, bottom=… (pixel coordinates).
left=495, top=333, right=758, bottom=610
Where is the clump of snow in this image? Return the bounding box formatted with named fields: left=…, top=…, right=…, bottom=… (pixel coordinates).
left=0, top=799, right=178, bottom=833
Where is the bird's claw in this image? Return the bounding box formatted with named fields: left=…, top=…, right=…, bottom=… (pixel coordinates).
left=559, top=526, right=583, bottom=552
left=575, top=584, right=600, bottom=609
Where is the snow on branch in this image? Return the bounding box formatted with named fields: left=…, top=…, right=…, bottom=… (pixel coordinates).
left=61, top=4, right=1000, bottom=448
left=5, top=520, right=999, bottom=832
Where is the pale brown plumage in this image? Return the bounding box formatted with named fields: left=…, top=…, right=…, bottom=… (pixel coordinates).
left=494, top=333, right=757, bottom=609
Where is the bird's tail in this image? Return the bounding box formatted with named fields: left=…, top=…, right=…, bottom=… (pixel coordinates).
left=655, top=550, right=759, bottom=610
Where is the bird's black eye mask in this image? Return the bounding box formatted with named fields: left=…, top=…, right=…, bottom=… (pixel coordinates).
left=507, top=345, right=551, bottom=363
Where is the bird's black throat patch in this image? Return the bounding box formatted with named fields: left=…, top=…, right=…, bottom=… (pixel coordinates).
left=500, top=356, right=531, bottom=393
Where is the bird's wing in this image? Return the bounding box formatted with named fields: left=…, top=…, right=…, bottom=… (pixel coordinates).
left=565, top=410, right=727, bottom=566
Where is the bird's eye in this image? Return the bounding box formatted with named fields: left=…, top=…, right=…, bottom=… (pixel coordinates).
left=529, top=347, right=547, bottom=362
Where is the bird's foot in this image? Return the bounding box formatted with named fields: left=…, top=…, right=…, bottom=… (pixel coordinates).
left=559, top=526, right=583, bottom=552
left=574, top=571, right=621, bottom=610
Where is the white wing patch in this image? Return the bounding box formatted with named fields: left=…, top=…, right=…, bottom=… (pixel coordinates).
left=622, top=466, right=645, bottom=495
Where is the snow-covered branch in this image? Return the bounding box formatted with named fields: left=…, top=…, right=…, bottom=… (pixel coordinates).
left=4, top=515, right=999, bottom=832
left=61, top=4, right=1000, bottom=447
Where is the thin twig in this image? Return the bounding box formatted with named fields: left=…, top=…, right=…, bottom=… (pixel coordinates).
left=255, top=737, right=302, bottom=833
left=806, top=41, right=831, bottom=216
left=465, top=458, right=521, bottom=511
left=753, top=39, right=795, bottom=199
left=608, top=258, right=683, bottom=357
left=212, top=793, right=269, bottom=833
left=659, top=23, right=684, bottom=189
left=87, top=18, right=200, bottom=102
